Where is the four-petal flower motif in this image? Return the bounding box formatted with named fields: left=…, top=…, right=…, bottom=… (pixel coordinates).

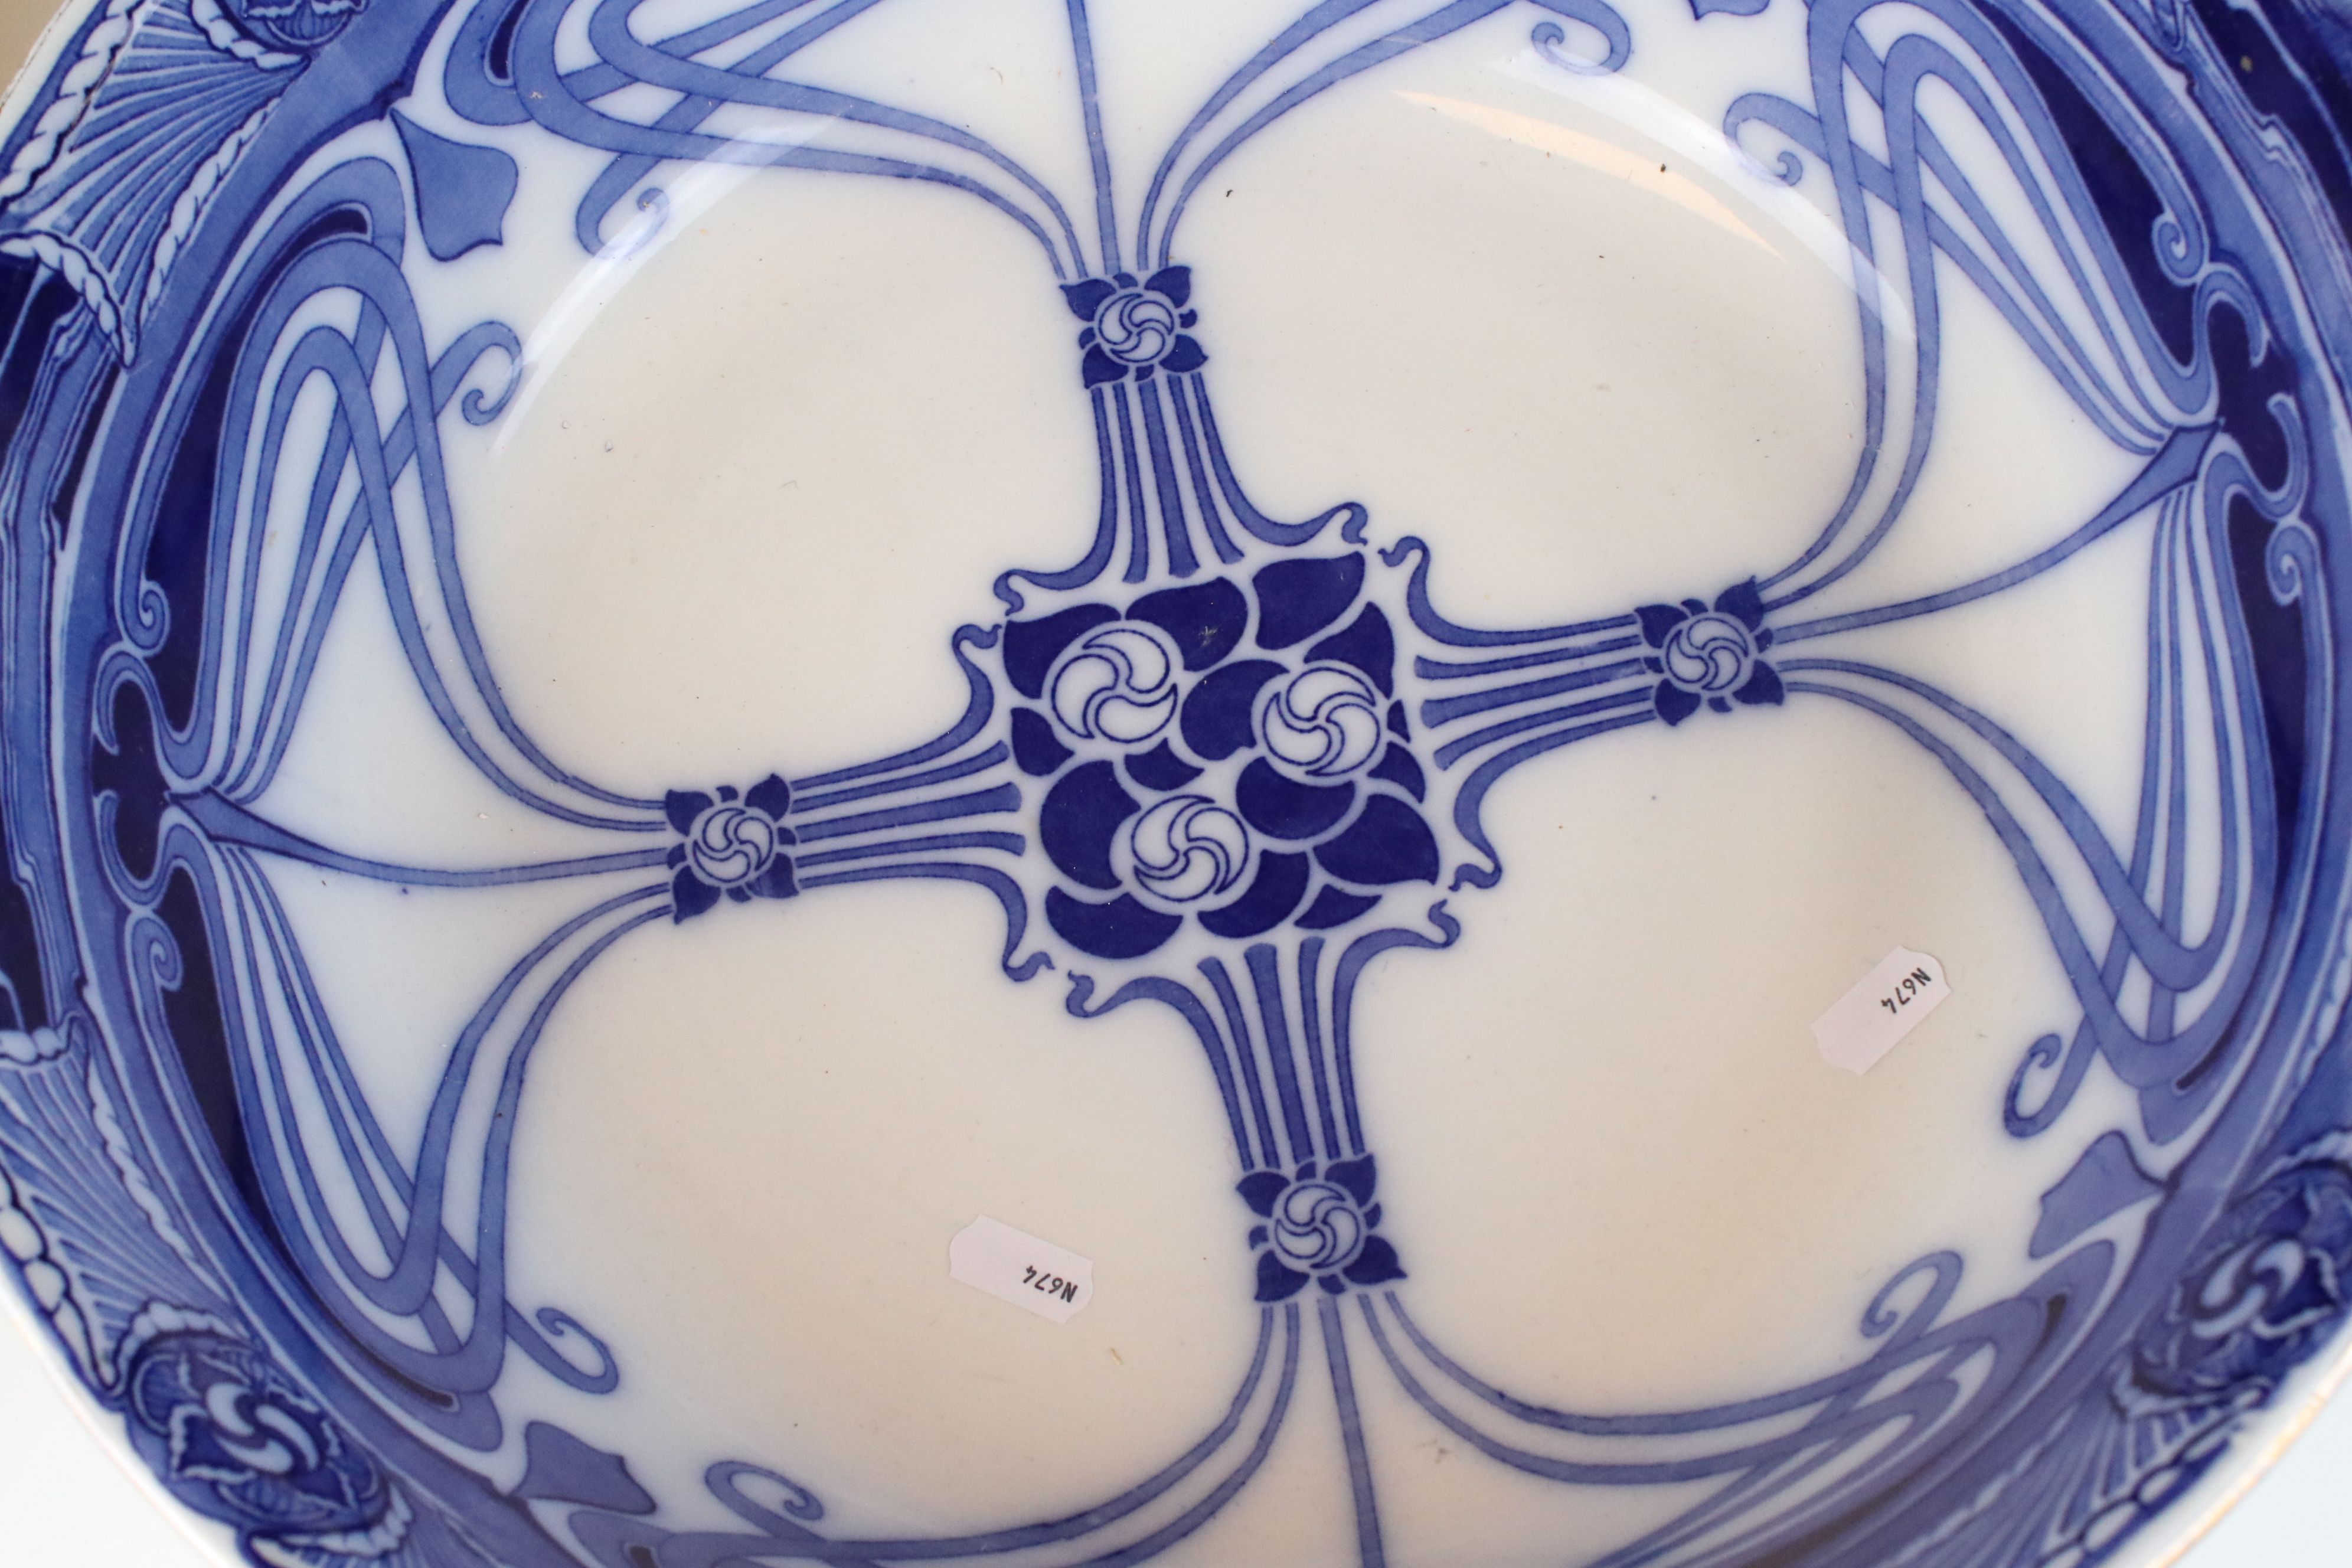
left=1636, top=579, right=1783, bottom=726
left=1239, top=1155, right=1406, bottom=1301
left=1062, top=267, right=1208, bottom=387
left=665, top=775, right=799, bottom=922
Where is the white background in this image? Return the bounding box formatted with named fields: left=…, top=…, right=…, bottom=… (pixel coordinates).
left=1, top=1289, right=2346, bottom=1566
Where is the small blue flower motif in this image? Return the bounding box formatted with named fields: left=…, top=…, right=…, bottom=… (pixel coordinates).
left=664, top=775, right=798, bottom=922
left=1061, top=267, right=1207, bottom=388
left=1636, top=578, right=1783, bottom=726
left=1239, top=1155, right=1406, bottom=1302
left=123, top=1329, right=390, bottom=1538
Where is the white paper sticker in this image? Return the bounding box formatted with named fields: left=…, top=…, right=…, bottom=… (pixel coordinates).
left=1813, top=946, right=1951, bottom=1074
left=948, top=1216, right=1095, bottom=1324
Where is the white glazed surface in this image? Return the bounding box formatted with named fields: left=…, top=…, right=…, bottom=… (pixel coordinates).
left=308, top=15, right=2163, bottom=1556
left=0, top=0, right=2347, bottom=1564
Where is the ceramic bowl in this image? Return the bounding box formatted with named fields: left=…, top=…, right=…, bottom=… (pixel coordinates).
left=3, top=1, right=2351, bottom=1564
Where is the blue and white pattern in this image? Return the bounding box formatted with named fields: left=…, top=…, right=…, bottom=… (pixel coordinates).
left=1, top=0, right=2351, bottom=1564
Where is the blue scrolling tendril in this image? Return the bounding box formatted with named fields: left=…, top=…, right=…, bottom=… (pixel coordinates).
left=76, top=1, right=2337, bottom=1560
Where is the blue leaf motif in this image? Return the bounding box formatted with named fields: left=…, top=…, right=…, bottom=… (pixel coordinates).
left=1236, top=759, right=1354, bottom=841
left=743, top=773, right=792, bottom=819
left=1238, top=1170, right=1291, bottom=1217
left=1041, top=762, right=1140, bottom=890
left=391, top=112, right=520, bottom=262
left=1144, top=265, right=1193, bottom=306
left=664, top=790, right=713, bottom=834
left=1252, top=555, right=1365, bottom=649
left=1328, top=1155, right=1377, bottom=1206
left=1255, top=1251, right=1311, bottom=1303
left=1129, top=578, right=1247, bottom=671
left=1081, top=344, right=1126, bottom=388
left=1342, top=1236, right=1407, bottom=1288
left=1313, top=796, right=1439, bottom=886
left=1061, top=277, right=1118, bottom=320
left=514, top=1421, right=655, bottom=1514
left=1044, top=888, right=1184, bottom=959
left=1198, top=851, right=1310, bottom=938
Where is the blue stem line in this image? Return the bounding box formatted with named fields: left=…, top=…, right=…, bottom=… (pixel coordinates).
left=792, top=831, right=1025, bottom=870
left=1381, top=536, right=1634, bottom=647
left=999, top=392, right=1123, bottom=607
left=590, top=0, right=1087, bottom=270
left=1074, top=1305, right=1302, bottom=1568
left=234, top=249, right=658, bottom=829
left=1066, top=0, right=1121, bottom=275
left=1772, top=424, right=2211, bottom=642
left=511, top=0, right=1076, bottom=275
left=1136, top=370, right=1200, bottom=579
left=1247, top=941, right=1316, bottom=1165
left=184, top=793, right=670, bottom=887
left=1191, top=378, right=1361, bottom=547
left=1780, top=655, right=2244, bottom=992
left=1164, top=374, right=1245, bottom=566
left=1204, top=956, right=1288, bottom=1170
left=1065, top=975, right=1256, bottom=1170
left=1448, top=712, right=1655, bottom=890
left=791, top=744, right=1010, bottom=814
left=791, top=627, right=1001, bottom=792
left=736, top=1310, right=1291, bottom=1561
left=224, top=852, right=618, bottom=1395
left=1298, top=937, right=1342, bottom=1159
left=1415, top=634, right=1644, bottom=682
left=792, top=784, right=1022, bottom=843
left=1321, top=1293, right=1388, bottom=1568
left=1329, top=910, right=1459, bottom=1152
left=1781, top=673, right=2260, bottom=1085
left=1116, top=387, right=1153, bottom=583
left=1421, top=658, right=1650, bottom=731
left=1431, top=686, right=1653, bottom=771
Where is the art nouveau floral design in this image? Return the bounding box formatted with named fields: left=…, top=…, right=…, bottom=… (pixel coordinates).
left=0, top=0, right=2348, bottom=1565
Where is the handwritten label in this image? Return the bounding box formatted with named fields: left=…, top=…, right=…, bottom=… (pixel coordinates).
left=1813, top=946, right=1951, bottom=1074
left=948, top=1216, right=1095, bottom=1324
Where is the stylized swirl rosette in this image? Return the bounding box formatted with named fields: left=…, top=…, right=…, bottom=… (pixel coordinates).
left=688, top=803, right=779, bottom=886
left=1270, top=1180, right=1366, bottom=1271
left=119, top=1314, right=392, bottom=1540
left=1061, top=266, right=1207, bottom=387
left=1662, top=613, right=1755, bottom=694
left=2123, top=1145, right=2352, bottom=1415
left=1239, top=1156, right=1406, bottom=1302
left=1636, top=579, right=1784, bottom=726
left=1095, top=291, right=1178, bottom=365
left=1008, top=553, right=1441, bottom=961
left=664, top=775, right=800, bottom=921
left=1050, top=625, right=1180, bottom=743
left=1125, top=795, right=1250, bottom=904
left=1259, top=665, right=1383, bottom=780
